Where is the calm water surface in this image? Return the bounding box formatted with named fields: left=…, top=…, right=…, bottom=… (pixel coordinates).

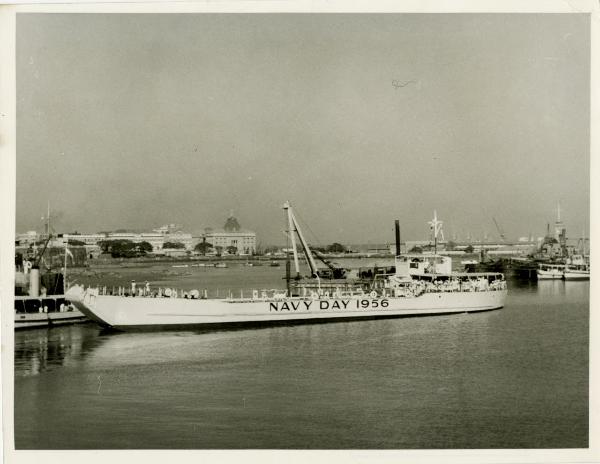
left=14, top=274, right=588, bottom=449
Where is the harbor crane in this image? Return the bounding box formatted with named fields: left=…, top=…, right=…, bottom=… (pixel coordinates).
left=492, top=217, right=506, bottom=242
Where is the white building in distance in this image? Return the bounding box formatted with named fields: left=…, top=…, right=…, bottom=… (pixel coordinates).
left=106, top=230, right=193, bottom=251
left=202, top=215, right=256, bottom=255
left=63, top=233, right=107, bottom=246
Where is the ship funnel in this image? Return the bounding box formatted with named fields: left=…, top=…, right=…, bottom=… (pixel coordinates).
left=395, top=220, right=401, bottom=256
left=29, top=266, right=40, bottom=297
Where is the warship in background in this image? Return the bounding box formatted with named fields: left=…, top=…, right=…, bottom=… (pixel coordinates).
left=467, top=202, right=589, bottom=281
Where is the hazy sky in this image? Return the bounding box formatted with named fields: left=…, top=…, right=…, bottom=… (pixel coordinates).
left=16, top=13, right=590, bottom=245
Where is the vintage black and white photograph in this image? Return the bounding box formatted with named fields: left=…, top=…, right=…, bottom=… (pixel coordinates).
left=1, top=2, right=597, bottom=459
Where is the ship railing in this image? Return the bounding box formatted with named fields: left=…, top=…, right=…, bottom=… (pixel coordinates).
left=231, top=289, right=289, bottom=301
left=83, top=277, right=507, bottom=302
left=387, top=278, right=506, bottom=295
left=297, top=286, right=367, bottom=299
left=88, top=285, right=295, bottom=301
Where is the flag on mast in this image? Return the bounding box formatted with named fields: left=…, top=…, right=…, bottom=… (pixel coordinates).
left=65, top=245, right=74, bottom=260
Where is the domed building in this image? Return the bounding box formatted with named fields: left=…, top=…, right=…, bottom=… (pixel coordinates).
left=223, top=216, right=241, bottom=232
left=203, top=214, right=256, bottom=255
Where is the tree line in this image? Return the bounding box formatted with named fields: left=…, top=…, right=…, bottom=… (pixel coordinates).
left=98, top=240, right=154, bottom=258
left=194, top=242, right=238, bottom=256
left=92, top=239, right=351, bottom=259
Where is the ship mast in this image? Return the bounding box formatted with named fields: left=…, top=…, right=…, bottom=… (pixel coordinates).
left=283, top=202, right=319, bottom=278
left=428, top=210, right=444, bottom=255
left=46, top=201, right=51, bottom=237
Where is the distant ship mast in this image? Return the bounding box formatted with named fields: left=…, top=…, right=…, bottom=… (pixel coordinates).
left=554, top=200, right=564, bottom=241
left=428, top=210, right=444, bottom=255
left=41, top=200, right=51, bottom=238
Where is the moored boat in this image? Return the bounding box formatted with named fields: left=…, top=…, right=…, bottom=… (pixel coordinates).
left=563, top=267, right=589, bottom=280
left=563, top=254, right=590, bottom=280
left=15, top=236, right=87, bottom=329
left=15, top=294, right=87, bottom=329
left=537, top=263, right=566, bottom=280
left=66, top=203, right=507, bottom=331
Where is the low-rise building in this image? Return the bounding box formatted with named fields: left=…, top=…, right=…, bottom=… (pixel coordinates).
left=140, top=233, right=165, bottom=251
left=63, top=233, right=107, bottom=246
left=164, top=231, right=194, bottom=250
left=107, top=232, right=139, bottom=241
left=104, top=230, right=192, bottom=251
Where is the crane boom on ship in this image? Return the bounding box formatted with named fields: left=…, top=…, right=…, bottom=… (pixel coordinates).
left=312, top=249, right=347, bottom=279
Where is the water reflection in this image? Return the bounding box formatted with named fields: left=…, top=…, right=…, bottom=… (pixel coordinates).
left=563, top=280, right=589, bottom=301
left=15, top=324, right=107, bottom=376
left=15, top=280, right=589, bottom=377
left=531, top=279, right=589, bottom=302
left=536, top=280, right=567, bottom=298
left=507, top=278, right=538, bottom=291
left=15, top=304, right=497, bottom=376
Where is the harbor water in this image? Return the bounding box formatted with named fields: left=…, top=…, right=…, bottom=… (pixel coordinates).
left=14, top=263, right=588, bottom=449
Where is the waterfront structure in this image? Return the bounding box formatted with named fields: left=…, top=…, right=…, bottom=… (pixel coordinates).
left=18, top=226, right=199, bottom=254
left=203, top=214, right=256, bottom=255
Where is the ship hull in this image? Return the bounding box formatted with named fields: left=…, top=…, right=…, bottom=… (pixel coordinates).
left=537, top=270, right=564, bottom=280
left=563, top=271, right=590, bottom=281
left=14, top=311, right=88, bottom=330
left=67, top=286, right=507, bottom=331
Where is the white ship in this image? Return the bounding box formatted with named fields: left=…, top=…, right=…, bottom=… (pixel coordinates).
left=563, top=255, right=590, bottom=280
left=537, top=263, right=566, bottom=280
left=66, top=203, right=508, bottom=331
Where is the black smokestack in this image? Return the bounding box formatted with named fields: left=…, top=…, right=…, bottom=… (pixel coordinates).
left=395, top=220, right=401, bottom=256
